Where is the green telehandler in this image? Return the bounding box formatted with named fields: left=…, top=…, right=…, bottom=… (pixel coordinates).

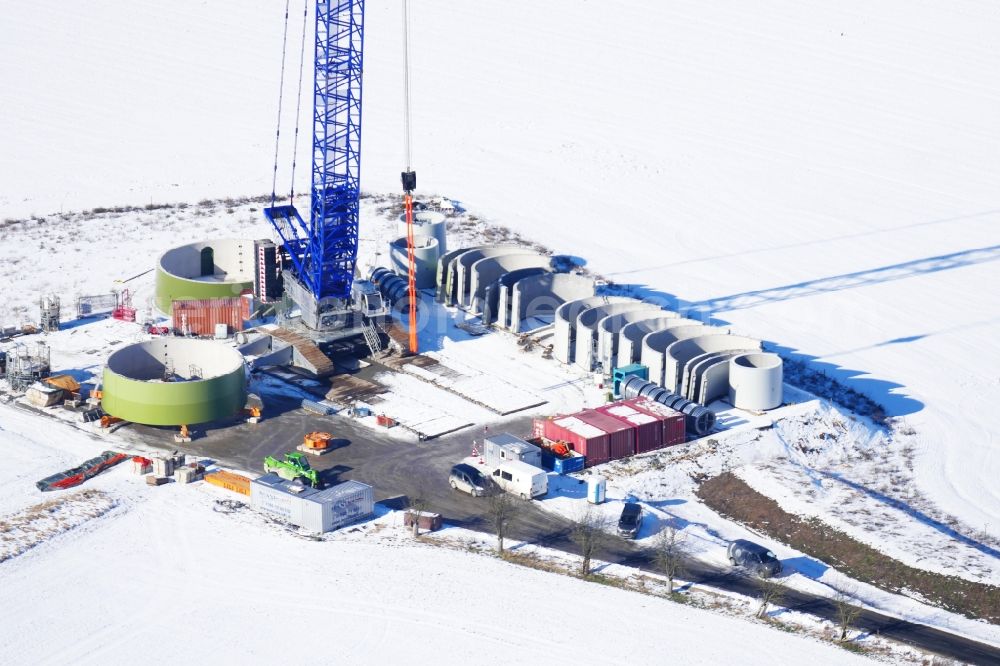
left=263, top=451, right=320, bottom=488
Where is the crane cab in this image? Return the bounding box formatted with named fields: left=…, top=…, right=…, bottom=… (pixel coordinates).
left=352, top=280, right=389, bottom=319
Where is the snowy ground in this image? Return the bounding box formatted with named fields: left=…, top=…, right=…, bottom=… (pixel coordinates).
left=3, top=0, right=999, bottom=660
left=4, top=196, right=994, bottom=655
left=8, top=0, right=997, bottom=541
left=531, top=403, right=1000, bottom=648
left=736, top=411, right=1000, bottom=587
left=0, top=404, right=876, bottom=665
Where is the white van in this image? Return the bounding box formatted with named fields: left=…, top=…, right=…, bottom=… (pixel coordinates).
left=490, top=460, right=548, bottom=500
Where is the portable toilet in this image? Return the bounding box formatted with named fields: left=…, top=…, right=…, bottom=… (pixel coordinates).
left=587, top=476, right=607, bottom=504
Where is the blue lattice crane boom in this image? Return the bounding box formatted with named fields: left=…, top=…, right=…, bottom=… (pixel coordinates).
left=264, top=0, right=369, bottom=331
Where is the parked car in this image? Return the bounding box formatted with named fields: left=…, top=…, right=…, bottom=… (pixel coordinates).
left=449, top=463, right=493, bottom=497
left=727, top=539, right=782, bottom=577
left=489, top=460, right=548, bottom=500
left=617, top=502, right=643, bottom=538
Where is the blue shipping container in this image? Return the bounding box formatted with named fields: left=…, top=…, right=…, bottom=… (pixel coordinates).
left=541, top=451, right=586, bottom=475
left=556, top=453, right=586, bottom=474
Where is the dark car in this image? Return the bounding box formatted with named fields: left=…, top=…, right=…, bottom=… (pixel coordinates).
left=727, top=539, right=782, bottom=577
left=617, top=502, right=643, bottom=538
left=449, top=463, right=493, bottom=497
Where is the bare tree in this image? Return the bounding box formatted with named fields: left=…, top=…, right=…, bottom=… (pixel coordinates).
left=833, top=588, right=863, bottom=641
left=407, top=490, right=430, bottom=538
left=653, top=524, right=686, bottom=595
left=755, top=575, right=785, bottom=619
left=486, top=491, right=521, bottom=554
left=570, top=508, right=611, bottom=577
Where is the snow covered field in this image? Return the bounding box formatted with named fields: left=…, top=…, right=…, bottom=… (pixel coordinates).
left=2, top=0, right=999, bottom=661
left=736, top=412, right=1000, bottom=587
left=2, top=196, right=994, bottom=659
left=0, top=405, right=874, bottom=665
left=532, top=403, right=1000, bottom=648
left=3, top=0, right=997, bottom=538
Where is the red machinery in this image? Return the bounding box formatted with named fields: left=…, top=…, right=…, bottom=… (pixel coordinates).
left=111, top=269, right=153, bottom=323
left=112, top=288, right=136, bottom=322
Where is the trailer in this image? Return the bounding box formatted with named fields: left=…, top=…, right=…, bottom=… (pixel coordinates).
left=36, top=451, right=128, bottom=492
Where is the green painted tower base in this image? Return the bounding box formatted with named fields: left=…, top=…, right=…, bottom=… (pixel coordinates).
left=103, top=338, right=246, bottom=426
left=155, top=239, right=256, bottom=315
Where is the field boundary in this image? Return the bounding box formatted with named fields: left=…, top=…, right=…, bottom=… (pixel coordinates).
left=697, top=473, right=1000, bottom=623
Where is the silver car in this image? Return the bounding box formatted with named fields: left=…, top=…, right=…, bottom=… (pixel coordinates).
left=449, top=463, right=493, bottom=497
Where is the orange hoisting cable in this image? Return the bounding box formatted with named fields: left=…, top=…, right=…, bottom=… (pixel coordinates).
left=401, top=0, right=418, bottom=354
left=405, top=192, right=418, bottom=353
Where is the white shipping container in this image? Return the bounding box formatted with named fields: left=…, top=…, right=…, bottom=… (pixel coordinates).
left=251, top=475, right=315, bottom=529
left=311, top=480, right=375, bottom=531
left=251, top=474, right=374, bottom=533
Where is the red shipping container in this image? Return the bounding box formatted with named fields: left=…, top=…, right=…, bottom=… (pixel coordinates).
left=596, top=402, right=663, bottom=453
left=576, top=409, right=636, bottom=461
left=543, top=415, right=611, bottom=467
left=627, top=398, right=686, bottom=448
left=172, top=297, right=250, bottom=337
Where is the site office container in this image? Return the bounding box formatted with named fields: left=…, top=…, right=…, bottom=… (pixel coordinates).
left=625, top=398, right=685, bottom=448
left=250, top=475, right=374, bottom=533
left=484, top=433, right=543, bottom=469
left=543, top=415, right=611, bottom=467
left=171, top=296, right=250, bottom=337
left=576, top=409, right=636, bottom=461
left=314, top=480, right=375, bottom=531
left=594, top=402, right=663, bottom=453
